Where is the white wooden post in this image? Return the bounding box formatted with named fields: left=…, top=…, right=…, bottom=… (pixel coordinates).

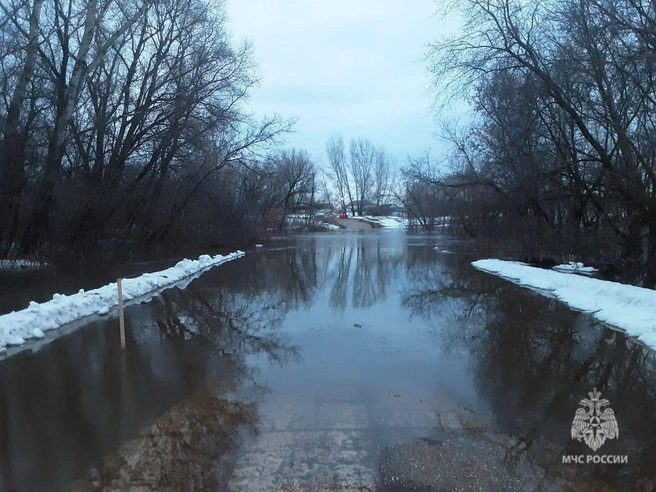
left=117, top=278, right=126, bottom=349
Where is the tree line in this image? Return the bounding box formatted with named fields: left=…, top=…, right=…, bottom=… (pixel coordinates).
left=324, top=134, right=395, bottom=216
left=405, top=0, right=656, bottom=287
left=0, top=0, right=296, bottom=264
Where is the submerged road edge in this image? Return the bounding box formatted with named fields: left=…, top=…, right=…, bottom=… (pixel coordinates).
left=0, top=251, right=246, bottom=355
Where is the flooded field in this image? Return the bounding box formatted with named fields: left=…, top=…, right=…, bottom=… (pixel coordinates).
left=0, top=232, right=655, bottom=491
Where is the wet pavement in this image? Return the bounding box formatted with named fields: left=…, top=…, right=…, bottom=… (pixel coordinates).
left=0, top=231, right=655, bottom=491
left=332, top=218, right=374, bottom=230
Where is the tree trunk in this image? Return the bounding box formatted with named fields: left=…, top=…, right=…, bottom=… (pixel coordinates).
left=0, top=0, right=44, bottom=255
left=644, top=223, right=656, bottom=289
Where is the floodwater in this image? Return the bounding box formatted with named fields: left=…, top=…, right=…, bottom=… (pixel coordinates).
left=0, top=232, right=655, bottom=491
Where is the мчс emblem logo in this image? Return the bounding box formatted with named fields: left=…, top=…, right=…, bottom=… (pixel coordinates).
left=571, top=388, right=619, bottom=451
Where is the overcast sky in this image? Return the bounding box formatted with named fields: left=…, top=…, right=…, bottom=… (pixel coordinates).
left=226, top=0, right=454, bottom=167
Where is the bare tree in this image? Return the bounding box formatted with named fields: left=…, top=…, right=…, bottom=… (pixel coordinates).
left=275, top=148, right=315, bottom=227
left=325, top=133, right=353, bottom=215
left=0, top=0, right=44, bottom=255
left=373, top=147, right=391, bottom=207
left=0, top=0, right=292, bottom=263
left=425, top=0, right=656, bottom=285
left=349, top=137, right=376, bottom=216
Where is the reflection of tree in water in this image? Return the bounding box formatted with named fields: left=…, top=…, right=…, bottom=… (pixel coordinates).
left=0, top=273, right=299, bottom=491
left=208, top=236, right=405, bottom=313
left=222, top=237, right=405, bottom=312
left=402, top=252, right=499, bottom=323
left=68, top=283, right=302, bottom=490
left=327, top=241, right=404, bottom=311
left=204, top=245, right=319, bottom=311
left=329, top=245, right=354, bottom=310
left=474, top=291, right=656, bottom=486
left=401, top=251, right=656, bottom=487
left=65, top=238, right=411, bottom=490
left=70, top=386, right=256, bottom=491
left=401, top=250, right=500, bottom=357
left=151, top=286, right=298, bottom=367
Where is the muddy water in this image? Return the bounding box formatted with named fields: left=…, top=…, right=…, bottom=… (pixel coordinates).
left=0, top=232, right=655, bottom=491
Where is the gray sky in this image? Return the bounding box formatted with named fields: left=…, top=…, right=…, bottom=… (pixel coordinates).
left=226, top=0, right=453, bottom=167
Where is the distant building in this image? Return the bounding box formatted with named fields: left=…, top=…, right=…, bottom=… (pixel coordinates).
left=345, top=200, right=374, bottom=215
left=344, top=201, right=406, bottom=217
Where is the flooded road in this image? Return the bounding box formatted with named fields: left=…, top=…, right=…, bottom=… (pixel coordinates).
left=0, top=232, right=655, bottom=491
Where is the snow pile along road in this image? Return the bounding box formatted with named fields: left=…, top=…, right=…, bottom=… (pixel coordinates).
left=472, top=259, right=656, bottom=347
left=0, top=259, right=45, bottom=271
left=0, top=251, right=245, bottom=350
left=351, top=216, right=405, bottom=228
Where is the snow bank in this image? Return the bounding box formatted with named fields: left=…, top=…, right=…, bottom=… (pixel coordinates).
left=553, top=261, right=599, bottom=275
left=376, top=217, right=405, bottom=228
left=472, top=259, right=656, bottom=347
left=321, top=223, right=341, bottom=231
left=351, top=216, right=405, bottom=228
left=285, top=214, right=312, bottom=224
left=0, top=251, right=245, bottom=350
left=0, top=259, right=46, bottom=271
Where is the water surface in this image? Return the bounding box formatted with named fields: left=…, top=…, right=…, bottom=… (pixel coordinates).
left=0, top=232, right=654, bottom=491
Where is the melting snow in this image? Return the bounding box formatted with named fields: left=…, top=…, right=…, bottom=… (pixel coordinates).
left=472, top=259, right=656, bottom=348
left=553, top=261, right=599, bottom=275
left=351, top=216, right=405, bottom=228
left=0, top=251, right=245, bottom=350
left=0, top=259, right=45, bottom=271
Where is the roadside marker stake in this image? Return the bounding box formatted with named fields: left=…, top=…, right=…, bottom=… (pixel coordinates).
left=117, top=278, right=126, bottom=349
